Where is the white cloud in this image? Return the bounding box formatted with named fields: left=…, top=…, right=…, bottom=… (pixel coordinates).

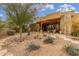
left=60, top=4, right=72, bottom=8
left=41, top=4, right=54, bottom=11
left=0, top=14, right=3, bottom=17
left=70, top=7, right=75, bottom=10
left=56, top=8, right=61, bottom=12
left=75, top=11, right=79, bottom=13
left=56, top=4, right=76, bottom=12
left=45, top=4, right=54, bottom=9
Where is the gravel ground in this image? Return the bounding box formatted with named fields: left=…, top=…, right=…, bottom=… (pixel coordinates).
left=0, top=32, right=79, bottom=56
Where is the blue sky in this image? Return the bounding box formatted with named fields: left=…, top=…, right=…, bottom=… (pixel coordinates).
left=0, top=3, right=79, bottom=20
left=36, top=3, right=79, bottom=17
left=0, top=8, right=6, bottom=21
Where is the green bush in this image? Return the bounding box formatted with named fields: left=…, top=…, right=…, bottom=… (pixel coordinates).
left=7, top=29, right=15, bottom=35
left=65, top=45, right=79, bottom=56
left=27, top=43, right=40, bottom=52
left=43, top=36, right=55, bottom=44
left=71, top=31, right=79, bottom=37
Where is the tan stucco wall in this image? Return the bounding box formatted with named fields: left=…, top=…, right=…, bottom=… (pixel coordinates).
left=60, top=12, right=72, bottom=35
left=36, top=12, right=79, bottom=35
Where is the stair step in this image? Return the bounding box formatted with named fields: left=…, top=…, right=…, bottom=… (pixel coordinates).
left=0, top=46, right=2, bottom=50
left=5, top=52, right=14, bottom=56
left=0, top=49, right=7, bottom=56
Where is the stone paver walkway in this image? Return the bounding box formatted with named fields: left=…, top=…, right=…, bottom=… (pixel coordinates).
left=54, top=34, right=79, bottom=45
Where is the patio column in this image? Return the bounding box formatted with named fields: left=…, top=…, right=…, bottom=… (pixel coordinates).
left=36, top=24, right=40, bottom=32
left=40, top=22, right=42, bottom=32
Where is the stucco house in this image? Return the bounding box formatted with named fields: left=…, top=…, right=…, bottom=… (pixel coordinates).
left=34, top=11, right=79, bottom=35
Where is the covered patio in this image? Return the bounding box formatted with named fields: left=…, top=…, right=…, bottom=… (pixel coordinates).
left=36, top=14, right=61, bottom=33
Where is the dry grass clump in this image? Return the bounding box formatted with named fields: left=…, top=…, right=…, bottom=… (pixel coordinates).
left=27, top=43, right=40, bottom=52
left=43, top=36, right=56, bottom=44
left=65, top=44, right=79, bottom=56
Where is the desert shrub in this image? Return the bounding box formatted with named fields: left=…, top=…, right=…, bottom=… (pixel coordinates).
left=27, top=43, right=40, bottom=52
left=43, top=36, right=55, bottom=44
left=7, top=29, right=15, bottom=35
left=43, top=34, right=47, bottom=37
left=65, top=45, right=79, bottom=56
left=71, top=31, right=79, bottom=37
left=72, top=22, right=79, bottom=37
left=30, top=24, right=40, bottom=32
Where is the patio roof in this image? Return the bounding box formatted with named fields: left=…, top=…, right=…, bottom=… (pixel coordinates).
left=36, top=12, right=61, bottom=24
left=36, top=11, right=75, bottom=24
